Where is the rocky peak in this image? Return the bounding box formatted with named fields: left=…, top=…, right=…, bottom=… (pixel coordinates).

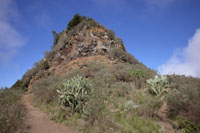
left=51, top=15, right=126, bottom=59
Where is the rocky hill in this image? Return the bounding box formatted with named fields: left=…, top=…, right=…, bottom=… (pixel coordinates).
left=21, top=15, right=136, bottom=92
left=7, top=14, right=200, bottom=133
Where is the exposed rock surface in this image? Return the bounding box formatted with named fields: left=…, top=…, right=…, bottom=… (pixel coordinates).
left=52, top=20, right=125, bottom=58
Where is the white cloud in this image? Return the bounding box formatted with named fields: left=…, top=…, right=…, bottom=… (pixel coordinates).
left=0, top=0, right=25, bottom=63
left=158, top=29, right=200, bottom=77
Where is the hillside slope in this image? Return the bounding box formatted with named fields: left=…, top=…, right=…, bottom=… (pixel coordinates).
left=9, top=14, right=200, bottom=133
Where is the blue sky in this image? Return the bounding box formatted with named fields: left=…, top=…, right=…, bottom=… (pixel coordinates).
left=0, top=0, right=200, bottom=87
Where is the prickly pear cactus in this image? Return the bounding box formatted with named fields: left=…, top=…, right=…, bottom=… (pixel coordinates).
left=57, top=75, right=92, bottom=113
left=146, top=75, right=168, bottom=97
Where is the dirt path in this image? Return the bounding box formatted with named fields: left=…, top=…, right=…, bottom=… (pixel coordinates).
left=157, top=102, right=176, bottom=133
left=22, top=94, right=78, bottom=133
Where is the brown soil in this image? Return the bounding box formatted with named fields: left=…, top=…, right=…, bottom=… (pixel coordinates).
left=157, top=102, right=176, bottom=133
left=22, top=94, right=78, bottom=133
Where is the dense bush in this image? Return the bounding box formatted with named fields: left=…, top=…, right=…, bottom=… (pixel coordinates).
left=108, top=48, right=139, bottom=64
left=67, top=14, right=86, bottom=30
left=130, top=90, right=163, bottom=117
left=130, top=69, right=146, bottom=89
left=11, top=80, right=24, bottom=90
left=32, top=76, right=62, bottom=104
left=166, top=89, right=188, bottom=117
left=21, top=59, right=50, bottom=89
left=113, top=63, right=134, bottom=82
left=34, top=59, right=50, bottom=70
left=84, top=83, right=107, bottom=125
left=57, top=75, right=92, bottom=113
left=166, top=87, right=200, bottom=123
left=107, top=30, right=115, bottom=40
left=174, top=117, right=200, bottom=133
left=0, top=89, right=26, bottom=133
left=111, top=81, right=131, bottom=97
left=166, top=75, right=200, bottom=132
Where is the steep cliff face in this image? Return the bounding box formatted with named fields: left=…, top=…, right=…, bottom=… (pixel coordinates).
left=22, top=17, right=130, bottom=91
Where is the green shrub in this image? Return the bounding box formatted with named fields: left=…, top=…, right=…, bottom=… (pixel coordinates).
left=0, top=89, right=26, bottom=133
left=34, top=59, right=50, bottom=70
left=57, top=75, right=92, bottom=113
left=174, top=117, right=200, bottom=133
left=147, top=75, right=168, bottom=97
left=64, top=68, right=86, bottom=79
left=108, top=48, right=139, bottom=64
left=166, top=88, right=200, bottom=124
left=11, top=80, right=24, bottom=90
left=21, top=67, right=38, bottom=88
left=67, top=14, right=86, bottom=30
left=114, top=63, right=134, bottom=82
left=166, top=89, right=188, bottom=117
left=84, top=84, right=107, bottom=125
left=167, top=75, right=200, bottom=124
left=94, top=68, right=116, bottom=87
left=129, top=70, right=146, bottom=79
left=114, top=112, right=161, bottom=133
left=111, top=81, right=131, bottom=97
left=32, top=76, right=62, bottom=104
left=130, top=69, right=146, bottom=89
left=84, top=61, right=106, bottom=74
left=107, top=30, right=115, bottom=40
left=124, top=100, right=138, bottom=112
left=132, top=91, right=163, bottom=117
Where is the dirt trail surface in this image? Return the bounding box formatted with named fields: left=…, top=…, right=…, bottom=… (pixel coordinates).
left=22, top=94, right=78, bottom=133
left=157, top=103, right=176, bottom=133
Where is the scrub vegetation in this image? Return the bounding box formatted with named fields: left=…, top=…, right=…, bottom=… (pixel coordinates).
left=1, top=14, right=200, bottom=133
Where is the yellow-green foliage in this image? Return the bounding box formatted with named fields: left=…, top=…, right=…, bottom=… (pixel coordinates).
left=67, top=14, right=86, bottom=30
left=147, top=75, right=168, bottom=97
left=57, top=75, right=92, bottom=113
left=114, top=112, right=162, bottom=133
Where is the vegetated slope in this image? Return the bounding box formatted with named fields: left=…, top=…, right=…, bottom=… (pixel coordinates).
left=0, top=88, right=26, bottom=133
left=12, top=14, right=200, bottom=133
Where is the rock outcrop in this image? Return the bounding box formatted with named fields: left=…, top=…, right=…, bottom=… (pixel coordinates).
left=52, top=19, right=125, bottom=58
